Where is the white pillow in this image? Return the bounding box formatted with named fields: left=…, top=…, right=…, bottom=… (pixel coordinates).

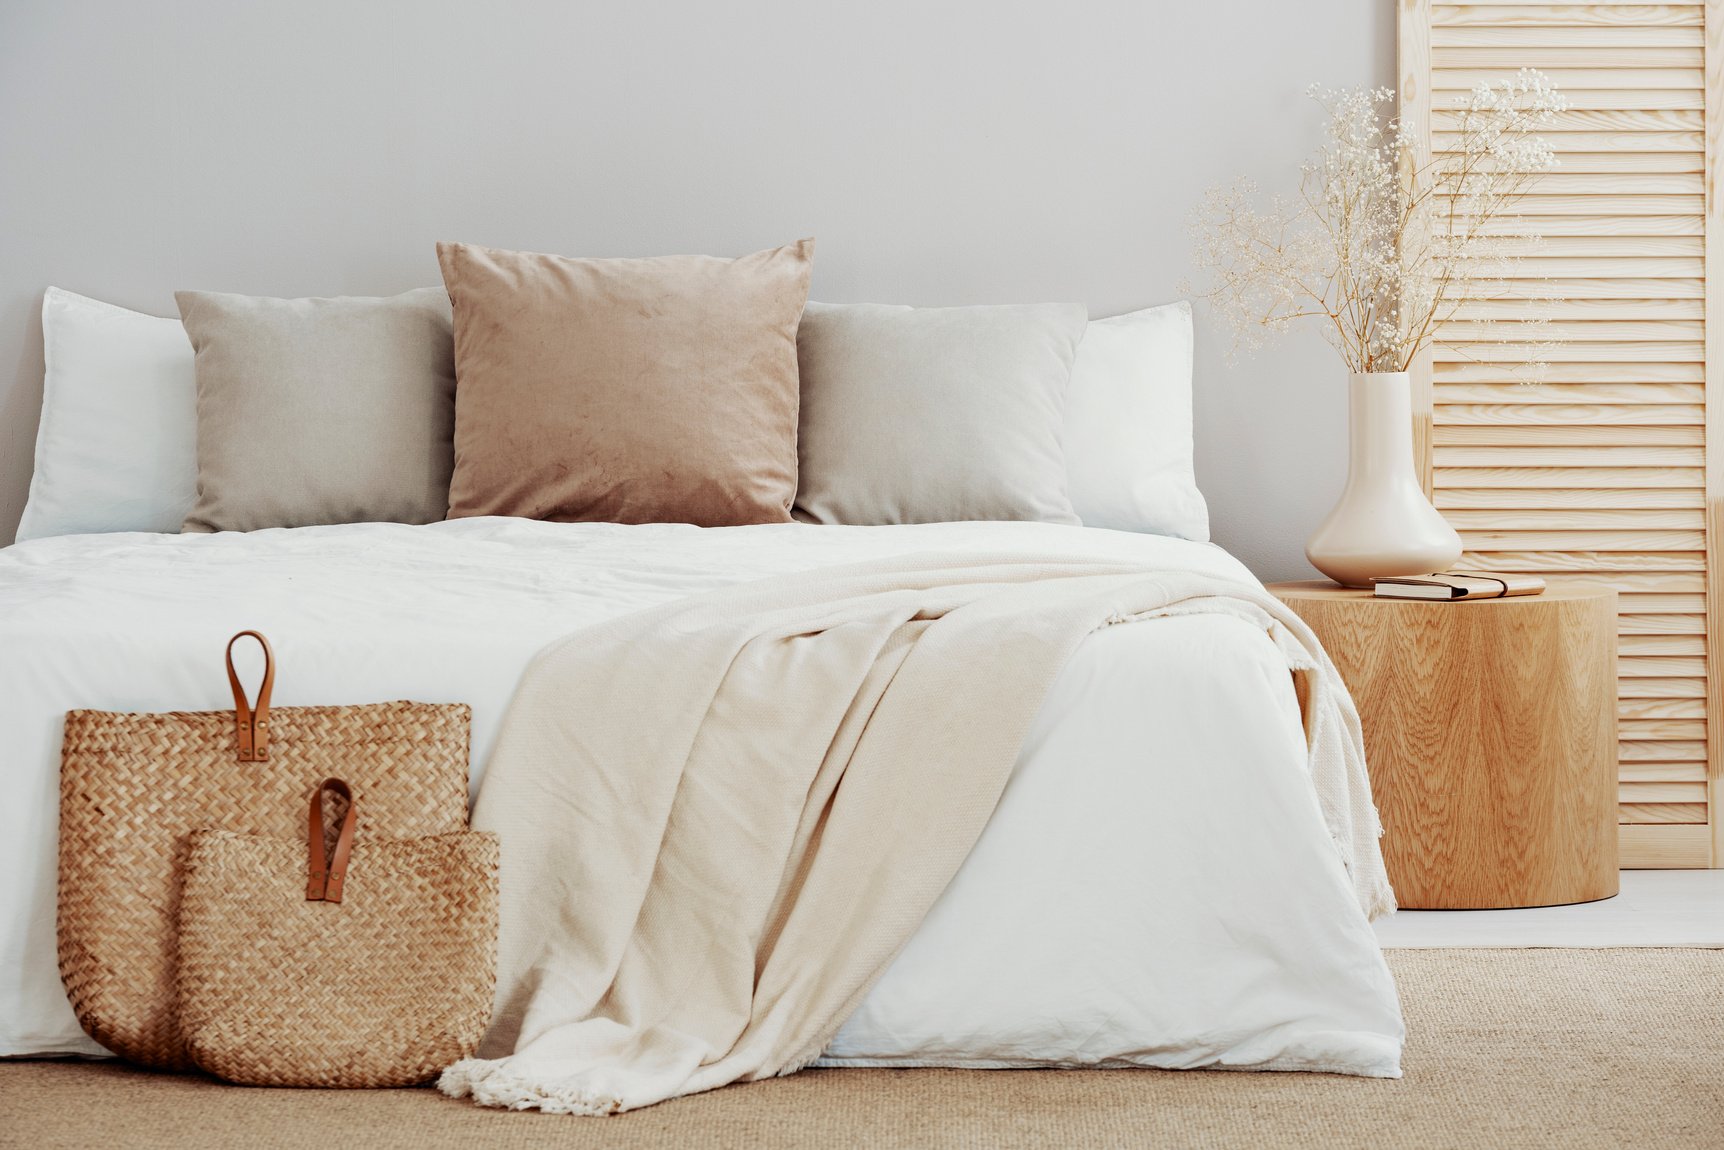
left=1064, top=301, right=1209, bottom=541
left=795, top=301, right=1087, bottom=526
left=16, top=288, right=197, bottom=542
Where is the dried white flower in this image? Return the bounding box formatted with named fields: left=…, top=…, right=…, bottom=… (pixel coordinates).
left=1189, top=71, right=1565, bottom=375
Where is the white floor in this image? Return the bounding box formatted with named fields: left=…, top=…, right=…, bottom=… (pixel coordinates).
left=1373, top=869, right=1724, bottom=948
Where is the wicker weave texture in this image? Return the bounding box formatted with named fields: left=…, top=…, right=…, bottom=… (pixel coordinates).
left=57, top=701, right=471, bottom=1070
left=176, top=825, right=499, bottom=1088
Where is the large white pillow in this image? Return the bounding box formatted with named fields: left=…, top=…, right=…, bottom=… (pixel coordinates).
left=1064, top=301, right=1209, bottom=541
left=16, top=288, right=197, bottom=541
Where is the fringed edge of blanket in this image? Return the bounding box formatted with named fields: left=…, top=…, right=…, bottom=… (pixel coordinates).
left=438, top=1058, right=625, bottom=1116
left=1361, top=877, right=1397, bottom=922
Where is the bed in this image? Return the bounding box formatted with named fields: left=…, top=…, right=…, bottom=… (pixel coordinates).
left=0, top=517, right=1403, bottom=1076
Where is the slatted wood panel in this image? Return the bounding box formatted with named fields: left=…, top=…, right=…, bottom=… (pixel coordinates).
left=1401, top=0, right=1721, bottom=867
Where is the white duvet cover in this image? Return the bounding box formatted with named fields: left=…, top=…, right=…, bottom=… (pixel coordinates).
left=0, top=519, right=1402, bottom=1075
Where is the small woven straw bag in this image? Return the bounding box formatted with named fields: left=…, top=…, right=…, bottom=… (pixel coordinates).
left=176, top=776, right=499, bottom=1087
left=58, top=631, right=470, bottom=1070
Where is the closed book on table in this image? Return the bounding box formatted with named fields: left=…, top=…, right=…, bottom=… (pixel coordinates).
left=1373, top=573, right=1546, bottom=601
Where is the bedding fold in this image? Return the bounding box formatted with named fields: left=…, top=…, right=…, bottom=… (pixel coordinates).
left=439, top=552, right=1391, bottom=1115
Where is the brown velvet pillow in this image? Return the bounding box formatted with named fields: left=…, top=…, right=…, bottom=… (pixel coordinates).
left=438, top=239, right=813, bottom=526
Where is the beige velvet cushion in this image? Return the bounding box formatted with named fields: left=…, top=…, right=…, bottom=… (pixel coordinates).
left=438, top=239, right=813, bottom=527
left=794, top=302, right=1087, bottom=525
left=177, top=288, right=456, bottom=533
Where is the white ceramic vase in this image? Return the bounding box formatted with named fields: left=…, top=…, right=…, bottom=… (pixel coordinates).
left=1305, top=371, right=1463, bottom=588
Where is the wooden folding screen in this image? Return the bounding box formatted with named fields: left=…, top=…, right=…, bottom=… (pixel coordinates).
left=1399, top=0, right=1720, bottom=866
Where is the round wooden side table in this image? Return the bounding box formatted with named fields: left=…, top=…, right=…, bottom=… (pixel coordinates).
left=1268, top=581, right=1620, bottom=909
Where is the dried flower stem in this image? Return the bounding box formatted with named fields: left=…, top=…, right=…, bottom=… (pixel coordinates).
left=1189, top=72, right=1566, bottom=375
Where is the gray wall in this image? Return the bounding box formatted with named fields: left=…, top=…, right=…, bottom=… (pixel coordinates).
left=0, top=1, right=1393, bottom=578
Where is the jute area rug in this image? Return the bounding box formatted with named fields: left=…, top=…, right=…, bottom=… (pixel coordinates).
left=4, top=949, right=1719, bottom=1149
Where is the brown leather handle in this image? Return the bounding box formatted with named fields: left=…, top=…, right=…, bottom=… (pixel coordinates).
left=306, top=778, right=358, bottom=904
left=225, top=631, right=275, bottom=762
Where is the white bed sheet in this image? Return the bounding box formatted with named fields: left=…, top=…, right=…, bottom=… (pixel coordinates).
left=0, top=518, right=1402, bottom=1074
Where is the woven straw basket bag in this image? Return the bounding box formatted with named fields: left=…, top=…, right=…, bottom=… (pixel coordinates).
left=176, top=777, right=499, bottom=1087
left=58, top=631, right=470, bottom=1070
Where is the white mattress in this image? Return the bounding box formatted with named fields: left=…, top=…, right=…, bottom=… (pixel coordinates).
left=0, top=518, right=1402, bottom=1074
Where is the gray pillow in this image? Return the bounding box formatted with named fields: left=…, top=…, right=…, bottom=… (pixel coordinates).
left=176, top=288, right=455, bottom=532
left=794, top=301, right=1087, bottom=525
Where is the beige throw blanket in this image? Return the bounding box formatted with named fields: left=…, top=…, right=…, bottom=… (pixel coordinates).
left=439, top=554, right=1392, bottom=1114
